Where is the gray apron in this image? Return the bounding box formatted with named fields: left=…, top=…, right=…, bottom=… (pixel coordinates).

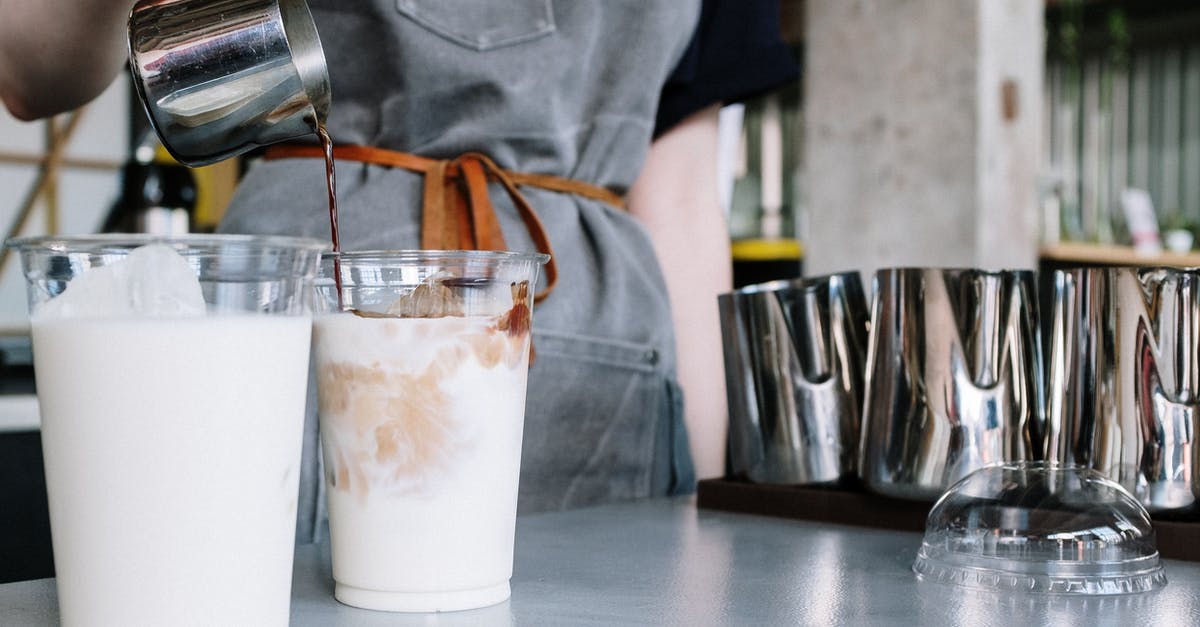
left=218, top=0, right=701, bottom=543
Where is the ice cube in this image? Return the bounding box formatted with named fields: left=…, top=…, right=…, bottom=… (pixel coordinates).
left=35, top=243, right=207, bottom=319
left=385, top=278, right=464, bottom=318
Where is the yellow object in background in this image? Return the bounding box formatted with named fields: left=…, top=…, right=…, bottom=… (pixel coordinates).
left=730, top=237, right=803, bottom=287
left=151, top=143, right=239, bottom=231
left=190, top=158, right=239, bottom=230
left=731, top=237, right=803, bottom=262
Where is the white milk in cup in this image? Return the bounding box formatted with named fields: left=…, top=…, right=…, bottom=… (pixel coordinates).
left=7, top=234, right=326, bottom=627
left=312, top=250, right=547, bottom=612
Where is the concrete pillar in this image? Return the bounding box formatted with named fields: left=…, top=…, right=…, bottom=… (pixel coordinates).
left=802, top=0, right=1044, bottom=282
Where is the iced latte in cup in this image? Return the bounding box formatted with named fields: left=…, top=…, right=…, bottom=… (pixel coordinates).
left=6, top=234, right=326, bottom=627
left=312, top=250, right=547, bottom=612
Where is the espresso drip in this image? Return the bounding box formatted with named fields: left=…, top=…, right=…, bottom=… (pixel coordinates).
left=317, top=124, right=340, bottom=254
left=315, top=122, right=345, bottom=309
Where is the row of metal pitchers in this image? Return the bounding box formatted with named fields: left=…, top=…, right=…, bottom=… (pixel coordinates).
left=718, top=266, right=1200, bottom=513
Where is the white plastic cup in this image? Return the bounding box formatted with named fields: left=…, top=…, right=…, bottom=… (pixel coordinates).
left=7, top=234, right=327, bottom=626
left=312, top=250, right=547, bottom=612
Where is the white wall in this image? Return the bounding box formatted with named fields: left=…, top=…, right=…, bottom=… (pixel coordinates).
left=803, top=0, right=1044, bottom=283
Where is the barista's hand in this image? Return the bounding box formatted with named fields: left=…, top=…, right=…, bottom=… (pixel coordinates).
left=0, top=0, right=138, bottom=120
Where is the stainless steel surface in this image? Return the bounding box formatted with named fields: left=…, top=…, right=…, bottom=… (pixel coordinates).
left=4, top=498, right=1200, bottom=626
left=127, top=0, right=330, bottom=166
left=859, top=268, right=1045, bottom=501
left=1046, top=267, right=1200, bottom=513
left=719, top=272, right=868, bottom=485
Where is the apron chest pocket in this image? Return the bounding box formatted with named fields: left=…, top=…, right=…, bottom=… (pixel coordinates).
left=395, top=0, right=555, bottom=51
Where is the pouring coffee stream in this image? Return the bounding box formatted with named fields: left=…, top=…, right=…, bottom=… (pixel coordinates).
left=313, top=120, right=345, bottom=310
left=317, top=122, right=340, bottom=255
left=313, top=117, right=534, bottom=327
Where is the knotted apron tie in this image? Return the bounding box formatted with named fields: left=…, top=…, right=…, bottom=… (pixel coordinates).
left=264, top=144, right=626, bottom=303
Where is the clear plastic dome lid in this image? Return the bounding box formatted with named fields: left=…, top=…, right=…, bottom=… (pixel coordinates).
left=912, top=462, right=1167, bottom=595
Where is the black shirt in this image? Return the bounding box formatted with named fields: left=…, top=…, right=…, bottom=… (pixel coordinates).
left=655, top=0, right=800, bottom=136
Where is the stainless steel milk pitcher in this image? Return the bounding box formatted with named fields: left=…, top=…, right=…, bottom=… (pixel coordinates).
left=1046, top=266, right=1200, bottom=512
left=719, top=272, right=869, bottom=485
left=127, top=0, right=330, bottom=166
left=858, top=268, right=1045, bottom=501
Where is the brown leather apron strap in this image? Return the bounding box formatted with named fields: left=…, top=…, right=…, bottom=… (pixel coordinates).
left=265, top=144, right=626, bottom=303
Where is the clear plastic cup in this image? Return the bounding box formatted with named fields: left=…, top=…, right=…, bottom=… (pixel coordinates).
left=913, top=461, right=1168, bottom=595
left=311, top=249, right=548, bottom=612
left=7, top=233, right=327, bottom=626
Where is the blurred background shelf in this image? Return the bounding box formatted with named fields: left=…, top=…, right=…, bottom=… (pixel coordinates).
left=1040, top=241, right=1200, bottom=267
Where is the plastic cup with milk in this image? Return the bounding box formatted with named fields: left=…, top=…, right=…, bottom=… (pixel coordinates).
left=6, top=234, right=326, bottom=627
left=312, top=249, right=547, bottom=612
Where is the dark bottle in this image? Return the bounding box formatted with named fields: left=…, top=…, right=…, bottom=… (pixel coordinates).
left=102, top=135, right=197, bottom=235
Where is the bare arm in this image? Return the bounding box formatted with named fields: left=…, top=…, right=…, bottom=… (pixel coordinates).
left=0, top=0, right=137, bottom=120
left=627, top=104, right=730, bottom=481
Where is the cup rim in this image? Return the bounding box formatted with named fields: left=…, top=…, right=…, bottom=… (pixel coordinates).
left=4, top=233, right=331, bottom=253
left=321, top=249, right=550, bottom=265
